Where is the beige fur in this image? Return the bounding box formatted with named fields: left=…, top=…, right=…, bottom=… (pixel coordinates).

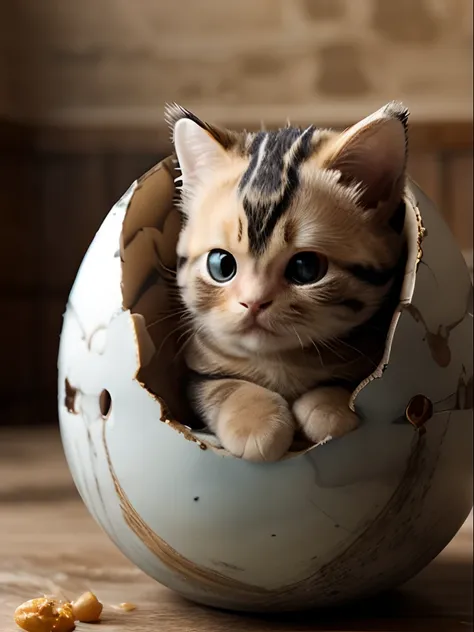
left=169, top=102, right=409, bottom=461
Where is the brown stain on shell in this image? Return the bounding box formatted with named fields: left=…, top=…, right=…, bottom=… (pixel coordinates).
left=162, top=419, right=207, bottom=450
left=413, top=202, right=426, bottom=267
left=101, top=422, right=268, bottom=597
left=404, top=303, right=466, bottom=368
left=135, top=365, right=206, bottom=448
left=455, top=369, right=473, bottom=410
left=276, top=421, right=452, bottom=611
left=64, top=379, right=78, bottom=414
left=156, top=392, right=207, bottom=450
left=102, top=410, right=445, bottom=609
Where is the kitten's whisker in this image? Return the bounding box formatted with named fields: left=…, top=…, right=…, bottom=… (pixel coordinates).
left=174, top=324, right=204, bottom=360
left=318, top=339, right=348, bottom=363
left=153, top=258, right=178, bottom=276
left=330, top=337, right=378, bottom=368
left=329, top=337, right=362, bottom=356
left=307, top=337, right=325, bottom=368
left=146, top=309, right=192, bottom=329
left=292, top=326, right=304, bottom=351
left=155, top=320, right=194, bottom=357
left=156, top=265, right=177, bottom=277
left=176, top=326, right=194, bottom=347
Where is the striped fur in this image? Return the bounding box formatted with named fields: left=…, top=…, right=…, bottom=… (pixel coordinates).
left=239, top=126, right=315, bottom=254
left=169, top=102, right=409, bottom=461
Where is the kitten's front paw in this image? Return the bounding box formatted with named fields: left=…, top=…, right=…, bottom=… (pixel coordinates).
left=292, top=387, right=359, bottom=446
left=217, top=386, right=295, bottom=462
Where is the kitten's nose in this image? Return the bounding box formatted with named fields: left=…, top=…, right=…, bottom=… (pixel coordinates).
left=239, top=300, right=273, bottom=313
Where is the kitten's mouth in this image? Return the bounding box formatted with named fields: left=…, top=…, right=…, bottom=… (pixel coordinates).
left=239, top=321, right=275, bottom=336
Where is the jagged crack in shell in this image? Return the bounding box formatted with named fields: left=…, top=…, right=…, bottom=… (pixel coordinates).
left=116, top=150, right=471, bottom=456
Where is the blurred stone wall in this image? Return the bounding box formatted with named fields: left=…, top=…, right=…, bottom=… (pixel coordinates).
left=3, top=0, right=473, bottom=126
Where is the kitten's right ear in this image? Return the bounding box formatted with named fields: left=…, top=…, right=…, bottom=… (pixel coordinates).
left=165, top=104, right=230, bottom=194
left=320, top=101, right=409, bottom=214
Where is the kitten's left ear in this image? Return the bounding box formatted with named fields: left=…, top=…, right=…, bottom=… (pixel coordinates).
left=165, top=104, right=231, bottom=195
left=321, top=101, right=409, bottom=213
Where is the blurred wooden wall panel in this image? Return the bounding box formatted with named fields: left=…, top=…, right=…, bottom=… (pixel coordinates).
left=408, top=153, right=443, bottom=210
left=38, top=154, right=110, bottom=291
left=0, top=154, right=39, bottom=291
left=107, top=153, right=160, bottom=203
left=35, top=152, right=163, bottom=423
left=445, top=152, right=473, bottom=253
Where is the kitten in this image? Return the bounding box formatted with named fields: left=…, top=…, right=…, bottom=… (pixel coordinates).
left=166, top=102, right=408, bottom=462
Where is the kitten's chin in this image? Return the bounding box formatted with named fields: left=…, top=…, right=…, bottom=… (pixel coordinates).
left=208, top=328, right=274, bottom=356
left=238, top=332, right=273, bottom=354
left=224, top=329, right=300, bottom=355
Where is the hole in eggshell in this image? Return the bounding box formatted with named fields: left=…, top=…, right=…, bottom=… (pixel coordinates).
left=99, top=390, right=112, bottom=419
left=118, top=158, right=424, bottom=458
left=405, top=394, right=433, bottom=428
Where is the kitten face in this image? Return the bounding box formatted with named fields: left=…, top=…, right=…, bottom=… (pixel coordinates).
left=169, top=103, right=408, bottom=357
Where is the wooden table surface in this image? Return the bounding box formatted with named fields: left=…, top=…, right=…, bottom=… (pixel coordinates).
left=0, top=428, right=472, bottom=632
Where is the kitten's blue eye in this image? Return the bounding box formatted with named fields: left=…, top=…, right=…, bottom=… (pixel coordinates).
left=207, top=249, right=237, bottom=283
left=285, top=252, right=327, bottom=285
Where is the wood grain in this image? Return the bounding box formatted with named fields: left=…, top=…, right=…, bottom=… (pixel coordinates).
left=0, top=428, right=472, bottom=632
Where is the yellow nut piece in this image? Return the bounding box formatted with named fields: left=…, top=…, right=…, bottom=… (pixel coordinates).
left=71, top=591, right=103, bottom=623
left=14, top=597, right=75, bottom=632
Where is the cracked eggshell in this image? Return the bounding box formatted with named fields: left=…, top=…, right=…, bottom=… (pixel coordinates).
left=58, top=157, right=473, bottom=612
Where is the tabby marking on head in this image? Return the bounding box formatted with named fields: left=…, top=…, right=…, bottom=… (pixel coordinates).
left=239, top=126, right=315, bottom=255
left=166, top=101, right=409, bottom=462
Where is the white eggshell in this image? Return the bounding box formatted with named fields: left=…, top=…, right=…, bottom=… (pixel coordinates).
left=58, top=160, right=473, bottom=612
